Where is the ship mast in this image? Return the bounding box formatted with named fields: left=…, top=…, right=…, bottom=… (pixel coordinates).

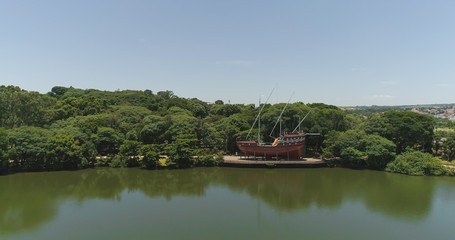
left=269, top=93, right=293, bottom=138
left=292, top=110, right=311, bottom=133
left=258, top=97, right=261, bottom=144
left=246, top=88, right=275, bottom=141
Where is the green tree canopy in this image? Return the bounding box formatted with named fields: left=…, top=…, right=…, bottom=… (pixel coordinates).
left=364, top=111, right=435, bottom=154
left=45, top=134, right=87, bottom=170
left=323, top=130, right=396, bottom=169
left=362, top=134, right=396, bottom=169
left=0, top=86, right=55, bottom=128
left=386, top=150, right=445, bottom=176
left=93, top=127, right=124, bottom=155
left=7, top=126, right=51, bottom=170
left=0, top=128, right=8, bottom=173
left=140, top=115, right=167, bottom=144
left=140, top=144, right=160, bottom=169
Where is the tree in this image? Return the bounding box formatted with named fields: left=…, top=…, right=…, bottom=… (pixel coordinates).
left=323, top=130, right=396, bottom=169
left=7, top=126, right=50, bottom=171
left=167, top=138, right=197, bottom=168
left=386, top=150, right=446, bottom=176
left=0, top=86, right=56, bottom=128
left=162, top=108, right=199, bottom=142
left=112, top=105, right=152, bottom=133
left=215, top=114, right=250, bottom=153
left=157, top=90, right=174, bottom=100
left=215, top=100, right=224, bottom=105
left=51, top=126, right=97, bottom=165
left=0, top=128, right=8, bottom=173
left=340, top=147, right=365, bottom=167
left=141, top=144, right=160, bottom=169
left=93, top=127, right=124, bottom=155
left=48, top=86, right=69, bottom=98
left=199, top=125, right=223, bottom=149
left=441, top=137, right=455, bottom=161
left=364, top=111, right=435, bottom=154
left=45, top=134, right=87, bottom=170
left=189, top=99, right=209, bottom=118
left=210, top=104, right=242, bottom=117
left=344, top=114, right=365, bottom=130
left=52, top=96, right=108, bottom=120
left=119, top=140, right=143, bottom=167
left=195, top=149, right=221, bottom=167
left=362, top=135, right=396, bottom=169
left=322, top=129, right=367, bottom=159
left=140, top=115, right=167, bottom=144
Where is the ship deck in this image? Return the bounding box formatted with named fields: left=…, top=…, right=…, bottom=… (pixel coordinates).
left=223, top=155, right=327, bottom=168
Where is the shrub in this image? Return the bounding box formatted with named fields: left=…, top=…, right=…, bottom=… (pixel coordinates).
left=96, top=156, right=112, bottom=167
left=340, top=147, right=365, bottom=167
left=386, top=150, right=446, bottom=176
left=167, top=138, right=196, bottom=168
left=363, top=135, right=396, bottom=169
left=323, top=130, right=396, bottom=169
left=141, top=144, right=159, bottom=169
left=109, top=155, right=127, bottom=168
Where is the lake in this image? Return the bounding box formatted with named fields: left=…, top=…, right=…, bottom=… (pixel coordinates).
left=1, top=167, right=455, bottom=239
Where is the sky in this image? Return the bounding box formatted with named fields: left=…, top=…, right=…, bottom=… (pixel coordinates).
left=1, top=0, right=455, bottom=106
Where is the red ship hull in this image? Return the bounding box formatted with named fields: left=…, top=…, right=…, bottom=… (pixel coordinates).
left=236, top=133, right=305, bottom=159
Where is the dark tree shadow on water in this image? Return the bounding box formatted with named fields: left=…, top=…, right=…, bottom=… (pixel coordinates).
left=1, top=167, right=453, bottom=235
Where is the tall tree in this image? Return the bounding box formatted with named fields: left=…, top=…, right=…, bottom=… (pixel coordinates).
left=93, top=127, right=124, bottom=155
left=365, top=111, right=435, bottom=154
left=7, top=126, right=50, bottom=170
left=45, top=134, right=87, bottom=170
left=0, top=128, right=8, bottom=173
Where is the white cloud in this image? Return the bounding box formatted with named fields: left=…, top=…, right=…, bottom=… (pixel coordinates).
left=371, top=94, right=395, bottom=99
left=380, top=81, right=398, bottom=85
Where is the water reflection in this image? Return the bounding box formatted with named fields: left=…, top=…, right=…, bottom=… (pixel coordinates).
left=216, top=168, right=441, bottom=220
left=1, top=167, right=454, bottom=235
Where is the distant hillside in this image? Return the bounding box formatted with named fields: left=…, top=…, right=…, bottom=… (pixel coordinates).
left=342, top=104, right=455, bottom=120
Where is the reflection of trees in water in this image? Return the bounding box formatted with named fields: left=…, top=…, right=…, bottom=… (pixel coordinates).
left=217, top=168, right=441, bottom=220
left=0, top=168, right=217, bottom=235
left=0, top=169, right=125, bottom=235
left=217, top=168, right=345, bottom=211
left=1, top=168, right=454, bottom=235
left=117, top=168, right=217, bottom=200
left=0, top=175, right=57, bottom=235
left=358, top=171, right=437, bottom=219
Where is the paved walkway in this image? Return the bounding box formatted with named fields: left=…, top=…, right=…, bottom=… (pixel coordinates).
left=223, top=155, right=326, bottom=166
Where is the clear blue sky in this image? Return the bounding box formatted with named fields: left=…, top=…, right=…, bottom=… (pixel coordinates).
left=1, top=0, right=454, bottom=106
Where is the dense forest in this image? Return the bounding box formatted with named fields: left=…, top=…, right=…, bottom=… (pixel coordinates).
left=1, top=85, right=454, bottom=176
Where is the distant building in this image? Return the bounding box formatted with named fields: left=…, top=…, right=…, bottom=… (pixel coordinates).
left=411, top=108, right=421, bottom=114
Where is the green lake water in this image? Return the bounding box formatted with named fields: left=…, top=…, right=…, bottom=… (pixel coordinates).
left=1, top=167, right=455, bottom=240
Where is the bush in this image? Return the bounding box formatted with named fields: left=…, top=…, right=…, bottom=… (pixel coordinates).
left=109, top=155, right=127, bottom=168
left=323, top=130, right=396, bottom=169
left=0, top=158, right=8, bottom=174
left=340, top=147, right=365, bottom=167
left=215, top=151, right=224, bottom=164
left=141, top=144, right=159, bottom=169
left=198, top=153, right=216, bottom=166
left=96, top=156, right=112, bottom=167
left=119, top=140, right=142, bottom=167
left=386, top=150, right=446, bottom=176
left=167, top=138, right=196, bottom=168
left=363, top=135, right=396, bottom=169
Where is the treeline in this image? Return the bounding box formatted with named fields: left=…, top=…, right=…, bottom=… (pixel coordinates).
left=323, top=111, right=455, bottom=175
left=0, top=85, right=347, bottom=174
left=1, top=85, right=455, bottom=176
